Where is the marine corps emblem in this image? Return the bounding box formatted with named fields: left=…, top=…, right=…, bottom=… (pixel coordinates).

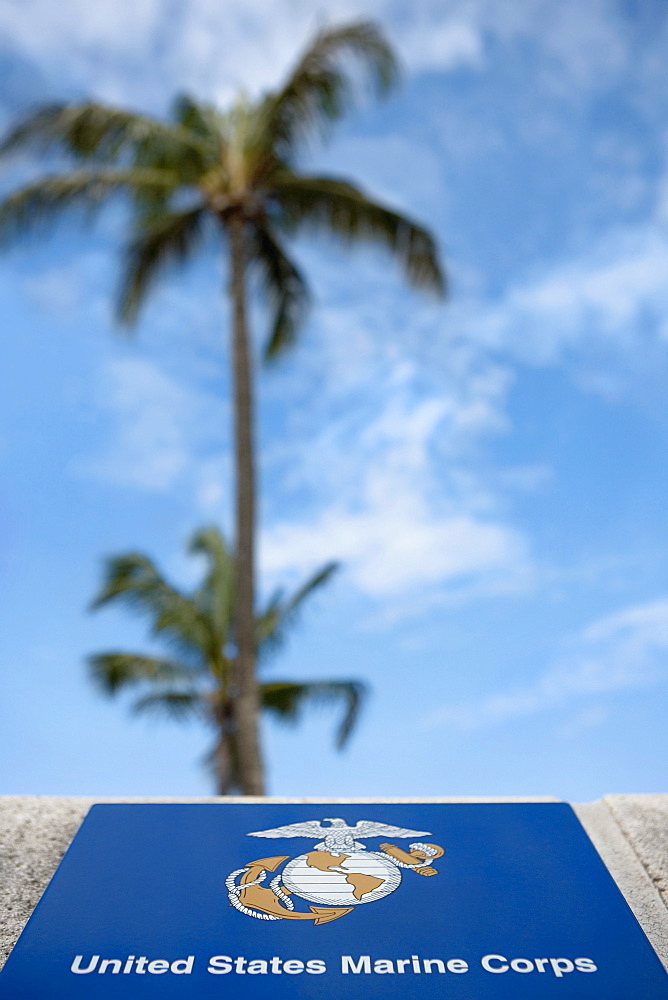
left=226, top=817, right=445, bottom=925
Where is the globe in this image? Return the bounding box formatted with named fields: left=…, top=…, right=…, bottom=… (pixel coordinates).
left=282, top=849, right=401, bottom=906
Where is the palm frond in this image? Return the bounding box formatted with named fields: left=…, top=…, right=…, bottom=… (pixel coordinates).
left=257, top=561, right=339, bottom=656
left=251, top=222, right=311, bottom=361
left=90, top=552, right=211, bottom=660
left=132, top=689, right=204, bottom=721
left=117, top=206, right=207, bottom=324
left=261, top=21, right=398, bottom=155
left=88, top=652, right=197, bottom=694
left=261, top=679, right=366, bottom=748
left=274, top=174, right=446, bottom=295
left=0, top=101, right=210, bottom=169
left=189, top=527, right=235, bottom=642
left=0, top=169, right=175, bottom=246
left=171, top=94, right=224, bottom=158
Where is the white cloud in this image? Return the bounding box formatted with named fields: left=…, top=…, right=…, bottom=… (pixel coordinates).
left=424, top=595, right=668, bottom=731
left=263, top=505, right=525, bottom=598
left=0, top=0, right=161, bottom=60
left=0, top=0, right=484, bottom=107
left=261, top=362, right=529, bottom=599
left=556, top=704, right=609, bottom=739
left=390, top=13, right=484, bottom=73
left=468, top=223, right=668, bottom=376
left=74, top=356, right=224, bottom=491
left=0, top=0, right=646, bottom=113
left=22, top=253, right=110, bottom=320
left=23, top=265, right=84, bottom=316
left=483, top=0, right=628, bottom=87
left=583, top=597, right=668, bottom=646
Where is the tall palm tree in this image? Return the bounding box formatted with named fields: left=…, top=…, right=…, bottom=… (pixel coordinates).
left=89, top=526, right=365, bottom=794
left=0, top=20, right=445, bottom=794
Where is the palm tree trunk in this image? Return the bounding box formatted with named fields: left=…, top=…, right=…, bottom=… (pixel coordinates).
left=213, top=730, right=231, bottom=795
left=227, top=212, right=265, bottom=795
left=212, top=717, right=237, bottom=795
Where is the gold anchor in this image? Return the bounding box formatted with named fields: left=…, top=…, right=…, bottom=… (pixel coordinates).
left=236, top=857, right=353, bottom=924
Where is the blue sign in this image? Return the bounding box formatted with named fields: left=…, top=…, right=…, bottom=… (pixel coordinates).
left=1, top=802, right=666, bottom=998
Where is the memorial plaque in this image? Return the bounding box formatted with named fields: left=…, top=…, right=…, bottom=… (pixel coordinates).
left=1, top=802, right=666, bottom=998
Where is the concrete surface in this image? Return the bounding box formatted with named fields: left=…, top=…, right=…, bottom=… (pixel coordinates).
left=1, top=795, right=666, bottom=972
left=604, top=795, right=668, bottom=908
left=572, top=798, right=668, bottom=969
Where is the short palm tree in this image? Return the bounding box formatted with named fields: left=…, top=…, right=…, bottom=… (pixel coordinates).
left=89, top=526, right=365, bottom=794
left=0, top=20, right=445, bottom=794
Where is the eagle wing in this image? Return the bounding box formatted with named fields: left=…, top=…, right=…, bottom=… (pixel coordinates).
left=352, top=820, right=432, bottom=839
left=247, top=820, right=326, bottom=839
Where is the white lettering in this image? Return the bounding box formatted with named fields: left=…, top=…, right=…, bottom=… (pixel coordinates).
left=71, top=955, right=99, bottom=975
left=148, top=960, right=169, bottom=974
left=171, top=956, right=194, bottom=975
left=342, top=955, right=371, bottom=974
left=575, top=958, right=597, bottom=973
left=208, top=956, right=232, bottom=974
left=482, top=954, right=509, bottom=973
left=73, top=951, right=594, bottom=980
left=447, top=959, right=468, bottom=973
left=550, top=958, right=574, bottom=978
left=99, top=959, right=121, bottom=974
left=248, top=960, right=268, bottom=975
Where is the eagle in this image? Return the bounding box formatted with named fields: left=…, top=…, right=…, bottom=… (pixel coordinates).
left=247, top=817, right=431, bottom=853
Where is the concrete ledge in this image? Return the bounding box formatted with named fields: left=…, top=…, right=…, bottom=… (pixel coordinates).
left=1, top=795, right=666, bottom=972
left=573, top=798, right=668, bottom=968
left=603, top=795, right=668, bottom=907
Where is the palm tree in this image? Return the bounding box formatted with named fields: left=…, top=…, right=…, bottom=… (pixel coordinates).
left=89, top=526, right=365, bottom=794
left=0, top=20, right=445, bottom=794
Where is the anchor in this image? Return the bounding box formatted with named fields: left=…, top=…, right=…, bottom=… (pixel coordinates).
left=234, top=857, right=353, bottom=924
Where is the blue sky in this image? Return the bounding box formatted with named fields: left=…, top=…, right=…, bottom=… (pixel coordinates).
left=1, top=0, right=667, bottom=799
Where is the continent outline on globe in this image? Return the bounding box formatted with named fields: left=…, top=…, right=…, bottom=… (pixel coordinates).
left=225, top=817, right=445, bottom=925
